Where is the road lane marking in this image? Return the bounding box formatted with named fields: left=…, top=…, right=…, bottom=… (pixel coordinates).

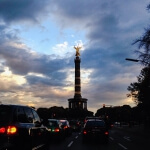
left=109, top=137, right=114, bottom=140
left=124, top=136, right=131, bottom=141
left=32, top=144, right=45, bottom=150
left=68, top=141, right=73, bottom=147
left=75, top=135, right=78, bottom=139
left=118, top=143, right=128, bottom=149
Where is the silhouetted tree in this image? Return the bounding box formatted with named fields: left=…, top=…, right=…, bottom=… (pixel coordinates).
left=37, top=105, right=94, bottom=121
left=67, top=109, right=93, bottom=120
left=37, top=108, right=49, bottom=120
left=48, top=106, right=66, bottom=119
left=128, top=3, right=150, bottom=127
left=95, top=105, right=143, bottom=125
left=127, top=66, right=150, bottom=115
left=132, top=4, right=150, bottom=66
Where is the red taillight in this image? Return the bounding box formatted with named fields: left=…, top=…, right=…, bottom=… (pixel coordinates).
left=64, top=126, right=68, bottom=129
left=52, top=128, right=60, bottom=132
left=83, top=130, right=87, bottom=134
left=54, top=128, right=60, bottom=132
left=0, top=127, right=6, bottom=133
left=7, top=126, right=17, bottom=134
left=105, top=131, right=109, bottom=135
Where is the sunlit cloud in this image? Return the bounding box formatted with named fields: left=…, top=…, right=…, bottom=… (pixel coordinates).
left=0, top=67, right=26, bottom=86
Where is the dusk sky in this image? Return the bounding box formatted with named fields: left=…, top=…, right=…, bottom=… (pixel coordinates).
left=0, top=0, right=150, bottom=113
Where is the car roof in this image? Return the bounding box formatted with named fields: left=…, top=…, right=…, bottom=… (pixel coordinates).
left=48, top=119, right=58, bottom=121
left=87, top=119, right=104, bottom=122
left=59, top=119, right=68, bottom=121
left=0, top=104, right=34, bottom=109
left=85, top=116, right=101, bottom=119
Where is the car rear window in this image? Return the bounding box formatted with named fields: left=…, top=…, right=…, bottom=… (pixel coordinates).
left=69, top=121, right=77, bottom=124
left=86, top=120, right=105, bottom=127
left=48, top=121, right=58, bottom=127
left=0, top=105, right=12, bottom=124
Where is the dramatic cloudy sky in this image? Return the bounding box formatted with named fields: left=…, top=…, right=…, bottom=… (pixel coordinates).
left=0, top=0, right=150, bottom=113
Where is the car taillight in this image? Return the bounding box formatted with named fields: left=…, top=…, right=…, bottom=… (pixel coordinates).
left=0, top=127, right=6, bottom=134
left=105, top=131, right=109, bottom=135
left=64, top=126, right=68, bottom=129
left=111, top=124, right=114, bottom=127
left=7, top=126, right=17, bottom=134
left=52, top=128, right=60, bottom=132
left=83, top=130, right=87, bottom=134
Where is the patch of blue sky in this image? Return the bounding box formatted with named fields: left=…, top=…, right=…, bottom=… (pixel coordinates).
left=11, top=21, right=58, bottom=54
left=11, top=20, right=87, bottom=57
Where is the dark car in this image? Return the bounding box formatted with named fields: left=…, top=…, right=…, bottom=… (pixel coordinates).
left=45, top=119, right=65, bottom=141
left=0, top=104, right=49, bottom=150
left=69, top=120, right=81, bottom=132
left=82, top=119, right=109, bottom=144
left=59, top=119, right=72, bottom=136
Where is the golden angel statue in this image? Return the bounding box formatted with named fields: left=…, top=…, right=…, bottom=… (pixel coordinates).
left=74, top=45, right=82, bottom=56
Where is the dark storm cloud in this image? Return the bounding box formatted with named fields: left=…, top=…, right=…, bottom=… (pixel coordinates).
left=0, top=24, right=19, bottom=44
left=49, top=0, right=149, bottom=47
left=50, top=0, right=102, bottom=18
left=0, top=23, right=69, bottom=86
left=86, top=14, right=120, bottom=45
left=0, top=0, right=49, bottom=24
left=0, top=0, right=70, bottom=95
left=26, top=72, right=66, bottom=86
left=0, top=47, right=68, bottom=80
left=81, top=45, right=131, bottom=72
left=48, top=0, right=146, bottom=69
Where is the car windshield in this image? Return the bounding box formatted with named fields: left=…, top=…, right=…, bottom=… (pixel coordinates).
left=0, top=105, right=12, bottom=124
left=86, top=121, right=105, bottom=127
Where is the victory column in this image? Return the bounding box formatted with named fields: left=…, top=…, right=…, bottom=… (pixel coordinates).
left=68, top=45, right=88, bottom=110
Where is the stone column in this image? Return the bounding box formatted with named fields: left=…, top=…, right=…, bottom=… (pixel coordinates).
left=74, top=56, right=81, bottom=98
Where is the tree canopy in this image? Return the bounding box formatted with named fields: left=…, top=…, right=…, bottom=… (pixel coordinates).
left=127, top=3, right=150, bottom=118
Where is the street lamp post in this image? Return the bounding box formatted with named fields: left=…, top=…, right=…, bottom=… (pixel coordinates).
left=125, top=58, right=139, bottom=62
left=125, top=58, right=150, bottom=66
left=125, top=57, right=150, bottom=87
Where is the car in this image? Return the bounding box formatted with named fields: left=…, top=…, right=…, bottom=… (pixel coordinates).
left=0, top=104, right=49, bottom=150
left=59, top=119, right=72, bottom=136
left=82, top=119, right=109, bottom=144
left=44, top=119, right=65, bottom=141
left=69, top=120, right=81, bottom=132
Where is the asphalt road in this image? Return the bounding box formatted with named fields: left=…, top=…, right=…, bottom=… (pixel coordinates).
left=47, top=126, right=150, bottom=150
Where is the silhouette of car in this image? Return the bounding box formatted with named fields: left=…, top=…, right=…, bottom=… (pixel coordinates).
left=59, top=119, right=72, bottom=136
left=45, top=119, right=65, bottom=141
left=69, top=120, right=81, bottom=132
left=82, top=119, right=109, bottom=144
left=0, top=104, right=49, bottom=150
